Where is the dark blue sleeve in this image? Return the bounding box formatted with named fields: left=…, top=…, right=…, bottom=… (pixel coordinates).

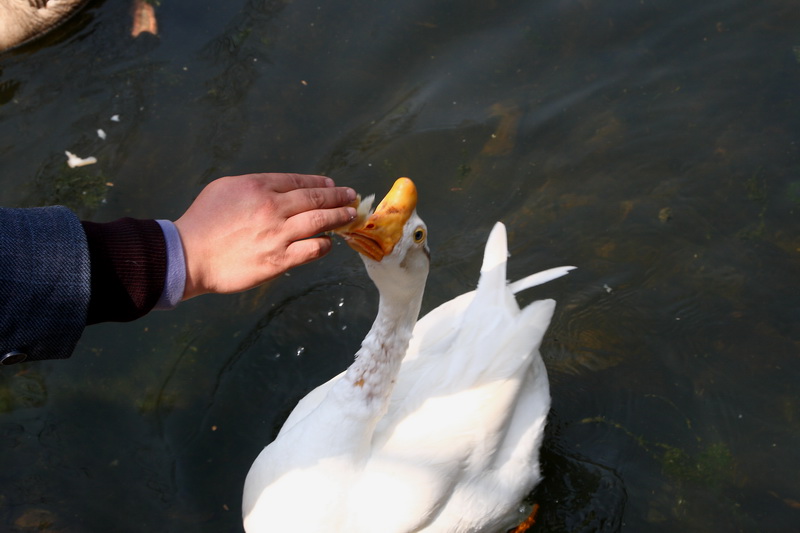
left=0, top=206, right=90, bottom=365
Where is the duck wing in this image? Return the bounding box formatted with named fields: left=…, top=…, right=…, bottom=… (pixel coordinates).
left=282, top=223, right=573, bottom=437
left=384, top=222, right=573, bottom=406
left=345, top=223, right=572, bottom=531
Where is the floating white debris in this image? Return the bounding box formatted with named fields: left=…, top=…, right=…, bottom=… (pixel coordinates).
left=603, top=283, right=613, bottom=293
left=110, top=114, right=120, bottom=122
left=65, top=151, right=97, bottom=168
left=97, top=128, right=106, bottom=140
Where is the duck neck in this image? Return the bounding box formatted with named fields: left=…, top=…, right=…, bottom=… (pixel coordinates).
left=337, top=285, right=423, bottom=417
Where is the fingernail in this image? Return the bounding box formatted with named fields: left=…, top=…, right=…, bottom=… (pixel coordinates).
left=345, top=188, right=357, bottom=202
left=346, top=206, right=357, bottom=219
left=324, top=177, right=335, bottom=187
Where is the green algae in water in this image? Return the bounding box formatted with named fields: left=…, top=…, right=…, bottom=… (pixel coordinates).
left=580, top=416, right=736, bottom=488
left=737, top=171, right=769, bottom=240
left=787, top=180, right=800, bottom=206
left=49, top=169, right=110, bottom=211
left=0, top=372, right=47, bottom=413
left=28, top=160, right=111, bottom=217
left=660, top=442, right=735, bottom=489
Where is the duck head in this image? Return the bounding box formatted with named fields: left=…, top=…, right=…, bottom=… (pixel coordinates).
left=335, top=177, right=430, bottom=298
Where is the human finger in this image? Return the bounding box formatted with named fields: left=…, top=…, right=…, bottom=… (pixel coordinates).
left=283, top=236, right=335, bottom=268
left=253, top=173, right=335, bottom=193
left=280, top=185, right=357, bottom=217
left=282, top=206, right=357, bottom=242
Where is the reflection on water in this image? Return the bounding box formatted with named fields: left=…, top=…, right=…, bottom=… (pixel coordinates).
left=2, top=0, right=799, bottom=531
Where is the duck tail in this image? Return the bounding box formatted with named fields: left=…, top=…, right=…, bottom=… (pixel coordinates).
left=509, top=266, right=576, bottom=295
left=479, top=222, right=575, bottom=298
left=479, top=222, right=509, bottom=277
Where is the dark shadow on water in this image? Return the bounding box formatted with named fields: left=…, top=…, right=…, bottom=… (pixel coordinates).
left=532, top=426, right=627, bottom=532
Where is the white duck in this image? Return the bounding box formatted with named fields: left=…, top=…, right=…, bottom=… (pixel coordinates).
left=243, top=177, right=574, bottom=533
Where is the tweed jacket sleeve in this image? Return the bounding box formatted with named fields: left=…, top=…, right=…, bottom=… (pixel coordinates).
left=0, top=206, right=90, bottom=364
left=1, top=207, right=175, bottom=365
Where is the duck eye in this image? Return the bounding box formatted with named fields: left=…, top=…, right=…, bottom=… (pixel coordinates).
left=413, top=228, right=426, bottom=243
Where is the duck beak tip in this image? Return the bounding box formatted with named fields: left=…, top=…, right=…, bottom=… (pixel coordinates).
left=334, top=177, right=418, bottom=260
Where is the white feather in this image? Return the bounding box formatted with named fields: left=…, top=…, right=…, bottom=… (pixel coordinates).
left=243, top=221, right=573, bottom=532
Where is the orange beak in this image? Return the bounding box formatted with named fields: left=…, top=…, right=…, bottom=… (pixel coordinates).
left=335, top=177, right=417, bottom=261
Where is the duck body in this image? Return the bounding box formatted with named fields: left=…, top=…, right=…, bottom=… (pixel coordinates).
left=243, top=178, right=573, bottom=532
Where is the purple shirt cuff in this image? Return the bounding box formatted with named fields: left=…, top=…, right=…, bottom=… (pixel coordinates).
left=154, top=220, right=186, bottom=309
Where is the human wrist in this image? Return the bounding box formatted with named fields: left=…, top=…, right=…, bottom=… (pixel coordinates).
left=172, top=217, right=206, bottom=300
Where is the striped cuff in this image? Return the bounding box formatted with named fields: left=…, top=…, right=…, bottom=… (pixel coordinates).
left=154, top=220, right=186, bottom=310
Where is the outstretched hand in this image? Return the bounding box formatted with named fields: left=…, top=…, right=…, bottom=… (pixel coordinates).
left=174, top=173, right=357, bottom=300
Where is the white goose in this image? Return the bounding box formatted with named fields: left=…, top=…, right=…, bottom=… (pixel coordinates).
left=243, top=178, right=574, bottom=532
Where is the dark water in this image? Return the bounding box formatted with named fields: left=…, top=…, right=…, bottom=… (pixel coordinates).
left=1, top=0, right=799, bottom=531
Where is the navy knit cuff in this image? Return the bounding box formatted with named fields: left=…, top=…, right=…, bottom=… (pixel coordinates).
left=81, top=218, right=166, bottom=324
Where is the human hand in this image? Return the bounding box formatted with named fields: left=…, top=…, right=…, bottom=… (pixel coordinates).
left=174, top=173, right=357, bottom=300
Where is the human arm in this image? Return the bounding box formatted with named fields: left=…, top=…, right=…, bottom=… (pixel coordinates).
left=84, top=172, right=357, bottom=314
left=0, top=172, right=356, bottom=365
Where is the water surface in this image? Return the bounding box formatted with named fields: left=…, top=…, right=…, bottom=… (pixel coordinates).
left=1, top=0, right=799, bottom=531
